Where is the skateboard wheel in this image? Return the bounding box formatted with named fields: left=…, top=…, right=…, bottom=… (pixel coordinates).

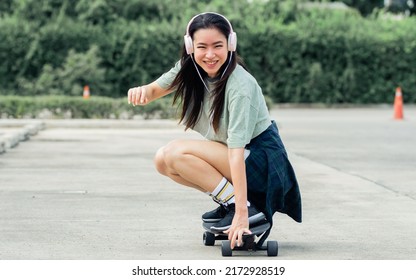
left=203, top=231, right=216, bottom=246
left=221, top=240, right=232, bottom=257
left=267, top=240, right=278, bottom=256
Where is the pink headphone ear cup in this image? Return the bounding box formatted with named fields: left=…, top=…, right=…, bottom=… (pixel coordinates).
left=184, top=35, right=193, bottom=54
left=228, top=32, right=237, bottom=52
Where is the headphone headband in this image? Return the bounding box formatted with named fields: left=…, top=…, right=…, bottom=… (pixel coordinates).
left=184, top=12, right=237, bottom=54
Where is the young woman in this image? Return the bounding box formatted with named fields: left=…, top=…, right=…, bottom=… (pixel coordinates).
left=127, top=12, right=302, bottom=249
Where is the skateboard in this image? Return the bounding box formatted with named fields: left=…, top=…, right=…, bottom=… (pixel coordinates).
left=202, top=220, right=278, bottom=257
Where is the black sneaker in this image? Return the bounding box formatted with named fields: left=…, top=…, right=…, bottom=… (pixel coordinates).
left=210, top=204, right=266, bottom=232
left=202, top=205, right=228, bottom=223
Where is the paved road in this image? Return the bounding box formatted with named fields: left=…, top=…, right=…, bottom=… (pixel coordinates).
left=0, top=107, right=415, bottom=260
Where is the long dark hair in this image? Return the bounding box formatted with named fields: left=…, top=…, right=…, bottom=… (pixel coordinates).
left=168, top=13, right=246, bottom=132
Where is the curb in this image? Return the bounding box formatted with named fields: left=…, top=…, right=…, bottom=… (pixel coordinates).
left=0, top=121, right=45, bottom=154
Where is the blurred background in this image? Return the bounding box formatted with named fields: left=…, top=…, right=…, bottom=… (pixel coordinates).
left=0, top=0, right=415, bottom=119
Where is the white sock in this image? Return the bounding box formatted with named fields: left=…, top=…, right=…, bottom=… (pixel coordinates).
left=210, top=177, right=250, bottom=207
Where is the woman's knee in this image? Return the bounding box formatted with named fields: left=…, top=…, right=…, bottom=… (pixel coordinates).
left=154, top=140, right=185, bottom=174
left=161, top=140, right=188, bottom=169
left=154, top=146, right=168, bottom=175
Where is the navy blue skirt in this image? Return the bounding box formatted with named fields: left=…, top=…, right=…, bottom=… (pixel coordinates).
left=245, top=121, right=302, bottom=224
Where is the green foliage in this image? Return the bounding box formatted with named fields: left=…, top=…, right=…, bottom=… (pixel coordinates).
left=0, top=0, right=13, bottom=16
left=0, top=15, right=33, bottom=89
left=242, top=6, right=416, bottom=104
left=1, top=0, right=415, bottom=108
left=17, top=45, right=109, bottom=96
left=0, top=95, right=175, bottom=119
left=336, top=0, right=384, bottom=16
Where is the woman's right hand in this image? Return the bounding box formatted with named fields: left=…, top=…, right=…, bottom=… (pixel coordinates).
left=127, top=85, right=150, bottom=106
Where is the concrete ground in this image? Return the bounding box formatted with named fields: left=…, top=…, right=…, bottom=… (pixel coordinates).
left=0, top=107, right=415, bottom=260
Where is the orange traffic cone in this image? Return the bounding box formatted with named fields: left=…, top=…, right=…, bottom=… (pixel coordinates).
left=83, top=85, right=90, bottom=99
left=393, top=87, right=403, bottom=120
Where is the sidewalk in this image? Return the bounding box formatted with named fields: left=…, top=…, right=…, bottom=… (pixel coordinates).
left=0, top=107, right=415, bottom=259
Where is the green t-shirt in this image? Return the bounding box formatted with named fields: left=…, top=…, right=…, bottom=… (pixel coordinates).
left=156, top=61, right=271, bottom=148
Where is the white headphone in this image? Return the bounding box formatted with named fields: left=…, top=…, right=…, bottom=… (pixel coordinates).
left=183, top=12, right=237, bottom=55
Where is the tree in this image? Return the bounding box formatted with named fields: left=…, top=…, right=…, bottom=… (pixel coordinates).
left=341, top=0, right=384, bottom=16
left=0, top=0, right=14, bottom=16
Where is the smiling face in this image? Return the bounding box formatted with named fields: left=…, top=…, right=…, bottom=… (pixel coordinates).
left=192, top=28, right=229, bottom=78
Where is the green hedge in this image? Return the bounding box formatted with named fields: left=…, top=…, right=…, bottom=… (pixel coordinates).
left=0, top=94, right=273, bottom=119
left=0, top=95, right=175, bottom=119
left=240, top=8, right=416, bottom=104
left=0, top=0, right=415, bottom=105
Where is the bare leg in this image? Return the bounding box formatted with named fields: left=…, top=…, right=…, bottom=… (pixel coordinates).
left=154, top=139, right=231, bottom=193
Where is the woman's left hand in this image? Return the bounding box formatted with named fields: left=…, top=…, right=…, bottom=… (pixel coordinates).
left=224, top=212, right=251, bottom=249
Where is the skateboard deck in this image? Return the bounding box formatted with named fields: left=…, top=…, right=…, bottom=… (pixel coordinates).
left=202, top=219, right=278, bottom=257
